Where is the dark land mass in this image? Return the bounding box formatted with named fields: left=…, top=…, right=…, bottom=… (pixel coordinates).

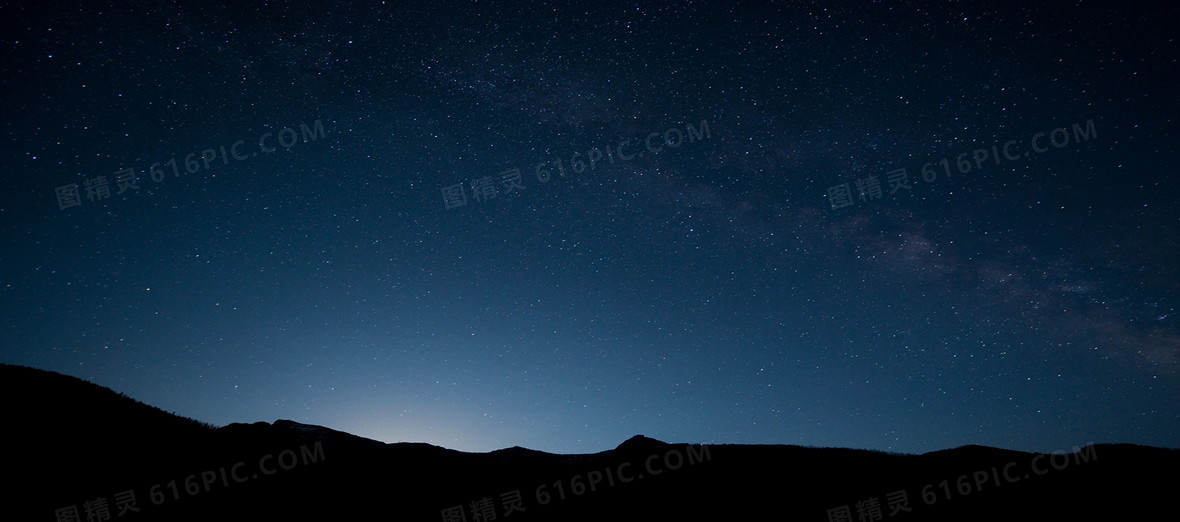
left=3, top=363, right=1174, bottom=521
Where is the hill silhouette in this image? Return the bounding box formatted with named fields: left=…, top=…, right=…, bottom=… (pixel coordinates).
left=2, top=363, right=1175, bottom=521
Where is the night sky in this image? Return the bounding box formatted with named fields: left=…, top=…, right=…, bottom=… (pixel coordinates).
left=2, top=1, right=1177, bottom=455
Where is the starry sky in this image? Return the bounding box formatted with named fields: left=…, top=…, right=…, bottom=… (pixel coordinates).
left=1, top=1, right=1177, bottom=454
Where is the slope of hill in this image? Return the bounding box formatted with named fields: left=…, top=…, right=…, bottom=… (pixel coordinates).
left=2, top=364, right=1175, bottom=521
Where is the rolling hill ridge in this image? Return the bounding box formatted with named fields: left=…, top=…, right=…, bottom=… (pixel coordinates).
left=3, top=363, right=1174, bottom=521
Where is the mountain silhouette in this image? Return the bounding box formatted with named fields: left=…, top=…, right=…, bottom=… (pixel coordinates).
left=3, top=363, right=1175, bottom=521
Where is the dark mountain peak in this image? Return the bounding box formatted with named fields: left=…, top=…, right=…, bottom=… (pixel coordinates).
left=214, top=419, right=389, bottom=455
left=923, top=444, right=1034, bottom=461
left=219, top=419, right=355, bottom=438
left=273, top=419, right=357, bottom=439
left=616, top=434, right=669, bottom=452
left=490, top=444, right=548, bottom=456
left=481, top=445, right=554, bottom=466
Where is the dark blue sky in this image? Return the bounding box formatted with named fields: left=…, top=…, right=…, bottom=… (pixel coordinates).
left=2, top=1, right=1176, bottom=454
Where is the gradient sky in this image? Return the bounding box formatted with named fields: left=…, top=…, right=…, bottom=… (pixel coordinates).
left=1, top=1, right=1177, bottom=454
